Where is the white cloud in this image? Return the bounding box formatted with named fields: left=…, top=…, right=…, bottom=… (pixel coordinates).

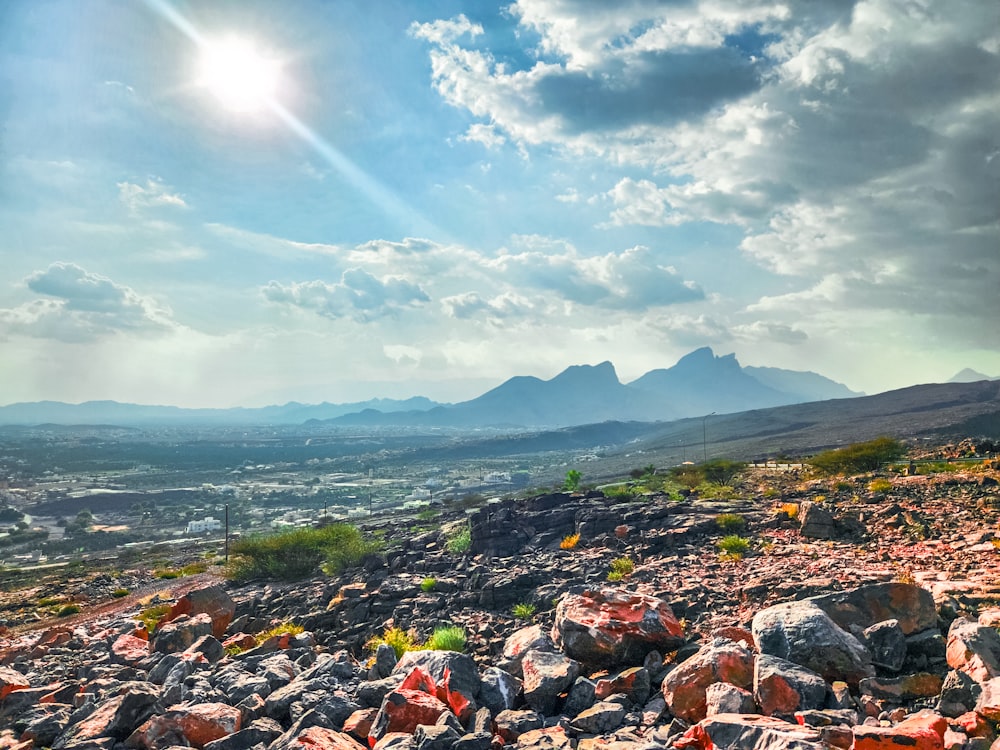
left=0, top=263, right=175, bottom=341
left=461, top=123, right=506, bottom=149
left=117, top=178, right=187, bottom=215
left=262, top=269, right=431, bottom=323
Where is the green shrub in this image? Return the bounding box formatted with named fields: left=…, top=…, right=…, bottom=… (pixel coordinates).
left=446, top=525, right=472, bottom=555
left=607, top=571, right=625, bottom=583
left=138, top=603, right=171, bottom=633
left=154, top=568, right=181, bottom=579
left=715, top=513, right=746, bottom=532
left=717, top=535, right=750, bottom=558
left=226, top=524, right=376, bottom=582
left=112, top=588, right=130, bottom=598
left=256, top=621, right=304, bottom=643
left=604, top=484, right=634, bottom=499
left=809, top=438, right=906, bottom=475
left=425, top=625, right=466, bottom=652
left=367, top=626, right=420, bottom=659
left=512, top=602, right=536, bottom=619
left=607, top=557, right=635, bottom=581
left=869, top=478, right=892, bottom=494
left=563, top=470, right=582, bottom=492
left=421, top=577, right=437, bottom=593
left=57, top=604, right=80, bottom=617
left=702, top=459, right=747, bottom=486
left=180, top=561, right=209, bottom=575
left=37, top=597, right=63, bottom=607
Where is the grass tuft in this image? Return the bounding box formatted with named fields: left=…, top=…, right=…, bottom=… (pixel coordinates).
left=225, top=523, right=377, bottom=582
left=512, top=602, right=536, bottom=619
left=425, top=625, right=466, bottom=652
left=367, top=626, right=420, bottom=660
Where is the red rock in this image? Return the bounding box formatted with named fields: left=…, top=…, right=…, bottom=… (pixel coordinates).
left=676, top=713, right=826, bottom=749
left=399, top=666, right=437, bottom=695
left=165, top=584, right=235, bottom=639
left=128, top=702, right=241, bottom=749
left=952, top=710, right=993, bottom=739
left=516, top=725, right=571, bottom=750
left=946, top=618, right=1000, bottom=683
left=593, top=667, right=650, bottom=704
left=280, top=726, right=368, bottom=750
left=499, top=625, right=556, bottom=677
left=33, top=626, right=72, bottom=648
left=662, top=638, right=755, bottom=723
left=343, top=708, right=378, bottom=741
left=852, top=711, right=947, bottom=750
left=111, top=633, right=151, bottom=665
left=222, top=633, right=257, bottom=651
left=552, top=588, right=684, bottom=669
left=368, top=689, right=450, bottom=746
left=976, top=677, right=1000, bottom=721
left=0, top=666, right=29, bottom=701
left=710, top=626, right=756, bottom=648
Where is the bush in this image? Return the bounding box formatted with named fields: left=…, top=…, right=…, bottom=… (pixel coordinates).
left=702, top=460, right=747, bottom=486
left=607, top=557, right=635, bottom=581
left=446, top=525, right=471, bottom=555
left=809, top=438, right=906, bottom=475
left=256, top=622, right=304, bottom=644
left=57, top=604, right=80, bottom=617
left=226, top=524, right=376, bottom=582
left=715, top=513, right=746, bottom=532
left=154, top=569, right=181, bottom=579
left=560, top=533, right=580, bottom=550
left=112, top=588, right=130, bottom=598
left=367, top=626, right=420, bottom=659
left=420, top=577, right=437, bottom=593
left=512, top=602, right=536, bottom=619
left=425, top=625, right=466, bottom=652
left=718, top=535, right=750, bottom=559
left=869, top=478, right=892, bottom=494
left=563, top=470, right=582, bottom=492
left=604, top=484, right=634, bottom=499
left=138, top=603, right=171, bottom=633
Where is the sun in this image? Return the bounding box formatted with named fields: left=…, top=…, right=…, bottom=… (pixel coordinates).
left=196, top=35, right=281, bottom=113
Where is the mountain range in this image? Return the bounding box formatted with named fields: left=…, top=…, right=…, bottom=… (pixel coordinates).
left=0, top=347, right=863, bottom=429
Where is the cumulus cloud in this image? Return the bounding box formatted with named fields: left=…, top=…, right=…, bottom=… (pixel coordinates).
left=118, top=178, right=187, bottom=215
left=262, top=269, right=431, bottom=323
left=461, top=123, right=506, bottom=149
left=0, top=263, right=174, bottom=341
left=441, top=291, right=536, bottom=321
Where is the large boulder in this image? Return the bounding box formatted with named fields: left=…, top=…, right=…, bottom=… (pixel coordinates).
left=946, top=617, right=1000, bottom=683
left=127, top=702, right=242, bottom=749
left=53, top=683, right=162, bottom=747
left=851, top=710, right=947, bottom=750
left=499, top=625, right=556, bottom=678
left=754, top=654, right=828, bottom=717
left=551, top=588, right=684, bottom=669
left=165, top=584, right=236, bottom=640
left=662, top=638, right=755, bottom=723
left=0, top=666, right=29, bottom=701
left=810, top=583, right=937, bottom=637
left=676, top=713, right=828, bottom=750
left=752, top=600, right=874, bottom=686
left=521, top=650, right=581, bottom=716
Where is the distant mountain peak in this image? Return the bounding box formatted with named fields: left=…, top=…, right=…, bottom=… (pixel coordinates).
left=552, top=361, right=619, bottom=384
left=949, top=368, right=997, bottom=383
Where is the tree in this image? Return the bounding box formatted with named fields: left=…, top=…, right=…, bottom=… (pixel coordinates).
left=809, top=437, right=906, bottom=475
left=702, top=459, right=746, bottom=486
left=563, top=470, right=582, bottom=492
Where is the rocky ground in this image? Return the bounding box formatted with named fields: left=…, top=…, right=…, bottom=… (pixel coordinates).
left=1, top=464, right=999, bottom=749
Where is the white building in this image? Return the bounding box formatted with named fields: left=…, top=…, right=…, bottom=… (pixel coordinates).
left=186, top=517, right=222, bottom=534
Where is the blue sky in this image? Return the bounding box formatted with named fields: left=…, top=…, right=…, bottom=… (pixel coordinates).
left=1, top=0, right=997, bottom=407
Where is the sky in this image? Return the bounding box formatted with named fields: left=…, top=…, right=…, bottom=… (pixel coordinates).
left=0, top=0, right=997, bottom=408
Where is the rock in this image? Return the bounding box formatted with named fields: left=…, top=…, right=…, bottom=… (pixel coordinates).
left=570, top=701, right=626, bottom=734
left=0, top=667, right=29, bottom=702
left=514, top=725, right=571, bottom=750
left=498, top=626, right=556, bottom=678
left=938, top=670, right=981, bottom=717
left=270, top=726, right=367, bottom=750
left=372, top=732, right=416, bottom=750
left=53, top=683, right=162, bottom=747
left=165, top=585, right=236, bottom=640
left=799, top=501, right=837, bottom=539
left=520, top=650, right=580, bottom=716
left=561, top=677, right=597, bottom=719
left=593, top=667, right=650, bottom=706
left=153, top=613, right=215, bottom=654
left=453, top=732, right=491, bottom=750
left=127, top=702, right=242, bottom=749
left=865, top=620, right=908, bottom=672
left=676, top=713, right=827, bottom=749
left=493, top=709, right=544, bottom=743
left=15, top=704, right=73, bottom=747
left=752, top=599, right=874, bottom=686
left=110, top=634, right=150, bottom=666
left=202, top=718, right=283, bottom=750
left=184, top=635, right=224, bottom=664
left=478, top=667, right=522, bottom=716
left=551, top=588, right=684, bottom=669
left=704, top=682, right=755, bottom=716
left=753, top=654, right=828, bottom=717
left=946, top=618, right=1000, bottom=683
left=851, top=710, right=947, bottom=750
left=859, top=673, right=944, bottom=701
left=342, top=708, right=377, bottom=741
left=661, top=637, right=754, bottom=723
left=373, top=644, right=398, bottom=680
left=392, top=651, right=481, bottom=718
left=976, top=677, right=1000, bottom=722
left=810, top=583, right=938, bottom=636
left=369, top=689, right=451, bottom=744
left=413, top=724, right=461, bottom=750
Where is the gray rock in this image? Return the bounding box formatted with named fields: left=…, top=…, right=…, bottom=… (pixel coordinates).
left=810, top=583, right=937, bottom=636
left=152, top=613, right=214, bottom=654
left=752, top=600, right=874, bottom=686
left=520, top=650, right=580, bottom=716
left=414, top=724, right=461, bottom=750
left=571, top=701, right=627, bottom=734
left=799, top=501, right=836, bottom=539
left=493, top=709, right=544, bottom=743
left=863, top=619, right=906, bottom=672
left=938, top=669, right=982, bottom=717
left=498, top=625, right=556, bottom=678
left=374, top=643, right=398, bottom=679
left=203, top=718, right=283, bottom=750
left=561, top=677, right=596, bottom=719
left=704, top=682, right=755, bottom=716
left=754, top=654, right=828, bottom=717
left=453, top=732, right=491, bottom=750
left=479, top=667, right=522, bottom=716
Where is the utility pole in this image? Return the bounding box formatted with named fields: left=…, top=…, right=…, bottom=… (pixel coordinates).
left=224, top=503, right=229, bottom=563
left=702, top=412, right=716, bottom=463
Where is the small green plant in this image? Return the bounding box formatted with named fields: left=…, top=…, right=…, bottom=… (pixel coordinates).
left=256, top=621, right=305, bottom=644
left=717, top=535, right=751, bottom=559
left=37, top=597, right=63, bottom=607
left=563, top=469, right=582, bottom=492
left=137, top=603, right=171, bottom=633
left=367, top=626, right=420, bottom=659
left=715, top=513, right=746, bottom=532
left=868, top=478, right=892, bottom=494
left=112, top=588, right=130, bottom=598
left=224, top=643, right=245, bottom=657
left=446, top=525, right=472, bottom=554
left=604, top=484, right=634, bottom=499
left=425, top=625, right=466, bottom=652
left=762, top=487, right=779, bottom=499
left=607, top=557, right=635, bottom=581
left=512, top=602, right=536, bottom=619
left=420, top=577, right=438, bottom=593
left=416, top=508, right=437, bottom=522
left=154, top=568, right=181, bottom=579
left=180, top=561, right=209, bottom=575
left=560, top=533, right=580, bottom=550
left=57, top=604, right=80, bottom=617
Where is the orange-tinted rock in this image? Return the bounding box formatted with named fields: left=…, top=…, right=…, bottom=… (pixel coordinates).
left=0, top=666, right=29, bottom=701
left=953, top=710, right=993, bottom=739
left=128, top=702, right=241, bottom=749
left=754, top=654, right=827, bottom=716
left=280, top=726, right=368, bottom=750
left=976, top=677, right=1000, bottom=721
left=515, top=725, right=571, bottom=750
left=499, top=625, right=556, bottom=677
left=165, top=584, right=235, bottom=639
left=947, top=618, right=1000, bottom=684
left=810, top=583, right=937, bottom=636
left=852, top=711, right=947, bottom=750
left=676, top=713, right=826, bottom=749
left=711, top=626, right=756, bottom=649
left=59, top=684, right=161, bottom=744
left=593, top=667, right=650, bottom=705
left=111, top=633, right=151, bottom=665
left=368, top=689, right=450, bottom=746
left=662, top=638, right=755, bottom=723
left=222, top=632, right=257, bottom=651
left=552, top=588, right=684, bottom=669
left=343, top=708, right=378, bottom=741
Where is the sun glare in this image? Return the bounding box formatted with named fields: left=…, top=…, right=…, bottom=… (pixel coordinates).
left=197, top=36, right=281, bottom=113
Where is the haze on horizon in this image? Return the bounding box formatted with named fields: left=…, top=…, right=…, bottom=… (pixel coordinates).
left=1, top=0, right=997, bottom=409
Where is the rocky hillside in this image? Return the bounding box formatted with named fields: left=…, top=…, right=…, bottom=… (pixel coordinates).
left=1, top=463, right=1000, bottom=749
